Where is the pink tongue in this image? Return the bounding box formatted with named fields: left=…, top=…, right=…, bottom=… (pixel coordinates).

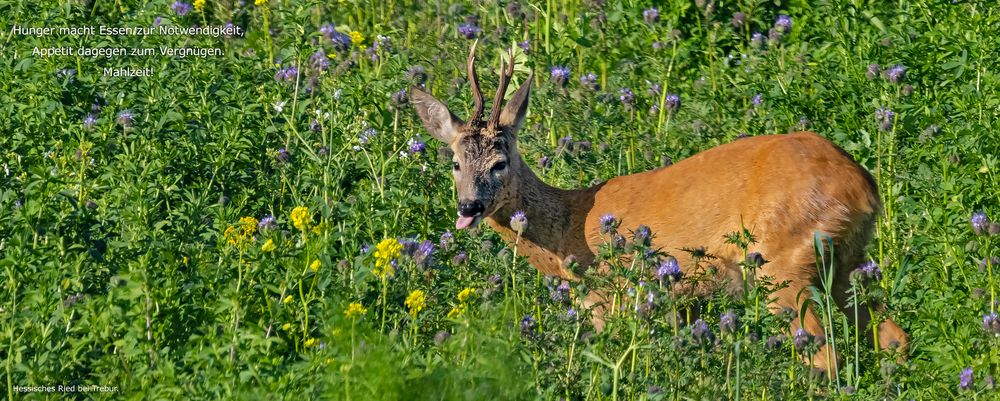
left=456, top=216, right=476, bottom=230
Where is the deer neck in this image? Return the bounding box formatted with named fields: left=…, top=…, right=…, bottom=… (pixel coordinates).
left=485, top=159, right=592, bottom=279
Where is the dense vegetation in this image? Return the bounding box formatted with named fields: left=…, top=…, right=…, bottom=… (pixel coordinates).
left=2, top=0, right=1000, bottom=399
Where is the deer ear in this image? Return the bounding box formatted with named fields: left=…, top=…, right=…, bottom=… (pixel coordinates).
left=411, top=87, right=465, bottom=144
left=498, top=73, right=533, bottom=133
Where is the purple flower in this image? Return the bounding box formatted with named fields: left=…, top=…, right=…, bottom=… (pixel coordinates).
left=745, top=252, right=767, bottom=269
left=520, top=314, right=537, bottom=338
left=691, top=319, right=715, bottom=344
left=720, top=311, right=738, bottom=334
left=643, top=8, right=659, bottom=24
left=859, top=260, right=882, bottom=281
left=599, top=214, right=617, bottom=234
left=632, top=225, right=651, bottom=247
left=439, top=231, right=454, bottom=251
left=154, top=16, right=163, bottom=26
left=774, top=14, right=792, bottom=33
left=731, top=12, right=747, bottom=28
left=751, top=32, right=765, bottom=49
left=329, top=31, right=352, bottom=51
left=647, top=83, right=661, bottom=97
left=766, top=334, right=786, bottom=350
left=655, top=257, right=682, bottom=282
left=406, top=66, right=427, bottom=85
left=359, top=127, right=377, bottom=145
left=116, top=110, right=134, bottom=127
left=451, top=252, right=468, bottom=266
left=391, top=89, right=409, bottom=108
left=276, top=148, right=290, bottom=163
left=510, top=210, right=528, bottom=234
left=619, top=88, right=636, bottom=108
left=83, top=114, right=97, bottom=130
left=258, top=215, right=277, bottom=231
left=866, top=63, right=881, bottom=80
left=274, top=66, right=298, bottom=83
left=580, top=72, right=600, bottom=90
left=407, top=137, right=426, bottom=155
left=414, top=240, right=435, bottom=267
left=550, top=66, right=570, bottom=87
left=751, top=93, right=763, bottom=107
left=517, top=40, right=530, bottom=54
left=793, top=328, right=814, bottom=354
left=458, top=23, right=481, bottom=39
left=983, top=312, right=1000, bottom=335
left=883, top=64, right=906, bottom=84
left=874, top=108, right=895, bottom=132
left=566, top=308, right=578, bottom=319
left=309, top=49, right=330, bottom=71
left=971, top=211, right=990, bottom=235
left=537, top=155, right=551, bottom=169
left=960, top=367, right=974, bottom=390
left=171, top=1, right=192, bottom=16
left=664, top=93, right=681, bottom=113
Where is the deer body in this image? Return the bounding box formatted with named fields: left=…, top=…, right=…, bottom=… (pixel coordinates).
left=411, top=44, right=907, bottom=373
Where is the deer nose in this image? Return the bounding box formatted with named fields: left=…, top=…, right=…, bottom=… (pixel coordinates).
left=458, top=200, right=485, bottom=217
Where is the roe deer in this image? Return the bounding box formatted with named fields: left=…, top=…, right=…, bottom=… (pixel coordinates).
left=410, top=43, right=908, bottom=373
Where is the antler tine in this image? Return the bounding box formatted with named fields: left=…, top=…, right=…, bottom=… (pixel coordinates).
left=488, top=47, right=516, bottom=129
left=467, top=40, right=484, bottom=126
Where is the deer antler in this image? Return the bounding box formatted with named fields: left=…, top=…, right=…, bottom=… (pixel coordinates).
left=487, top=47, right=516, bottom=130
left=467, top=40, right=484, bottom=127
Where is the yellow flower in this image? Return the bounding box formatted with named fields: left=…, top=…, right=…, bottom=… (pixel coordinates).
left=283, top=295, right=293, bottom=304
left=304, top=338, right=319, bottom=347
left=310, top=259, right=321, bottom=272
left=344, top=302, right=367, bottom=319
left=372, top=238, right=402, bottom=279
left=405, top=290, right=427, bottom=317
left=282, top=323, right=292, bottom=331
left=290, top=206, right=311, bottom=231
left=193, top=0, right=205, bottom=11
left=261, top=238, right=276, bottom=252
left=239, top=216, right=258, bottom=235
left=457, top=288, right=476, bottom=303
left=224, top=216, right=259, bottom=248
left=447, top=305, right=466, bottom=319
left=255, top=0, right=268, bottom=5
left=348, top=31, right=365, bottom=47
left=182, top=256, right=189, bottom=265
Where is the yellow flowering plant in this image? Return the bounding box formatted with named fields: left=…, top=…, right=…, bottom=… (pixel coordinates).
left=290, top=206, right=311, bottom=231
left=372, top=238, right=402, bottom=278
left=405, top=289, right=426, bottom=317
left=344, top=302, right=366, bottom=319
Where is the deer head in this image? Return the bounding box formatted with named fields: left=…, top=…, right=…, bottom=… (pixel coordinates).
left=410, top=42, right=533, bottom=230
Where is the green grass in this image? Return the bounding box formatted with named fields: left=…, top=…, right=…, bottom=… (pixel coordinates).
left=2, top=0, right=1000, bottom=399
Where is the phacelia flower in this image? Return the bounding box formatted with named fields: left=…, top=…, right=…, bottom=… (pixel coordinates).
left=580, top=72, right=600, bottom=90
left=745, top=252, right=767, bottom=269
left=883, top=64, right=906, bottom=84
left=439, top=231, right=454, bottom=251
left=874, top=108, right=895, bottom=132
left=406, top=65, right=427, bottom=85
left=858, top=260, right=882, bottom=281
left=643, top=8, right=659, bottom=24
left=793, top=328, right=815, bottom=354
left=83, top=114, right=97, bottom=130
left=309, top=49, right=330, bottom=72
left=405, top=289, right=427, bottom=317
left=520, top=314, right=537, bottom=338
left=720, top=311, right=738, bottom=334
left=774, top=14, right=792, bottom=34
left=517, top=40, right=530, bottom=54
left=116, top=110, right=134, bottom=127
left=451, top=252, right=468, bottom=266
left=866, top=63, right=881, bottom=80
left=171, top=1, right=192, bottom=16
left=274, top=66, right=298, bottom=83
left=632, top=225, right=651, bottom=247
left=414, top=240, right=435, bottom=267
left=984, top=312, right=1000, bottom=335
left=691, top=319, right=715, bottom=345
left=619, top=88, right=636, bottom=108
left=751, top=32, right=765, bottom=49
left=599, top=214, right=617, bottom=234
left=510, top=210, right=528, bottom=235
left=971, top=211, right=990, bottom=235
left=731, top=12, right=747, bottom=28
left=407, top=137, right=426, bottom=154
left=276, top=148, right=290, bottom=164
left=458, top=23, right=481, bottom=39
left=550, top=65, right=571, bottom=87
left=664, top=93, right=681, bottom=113
left=960, top=367, right=974, bottom=390
left=656, top=256, right=683, bottom=282
left=751, top=93, right=763, bottom=107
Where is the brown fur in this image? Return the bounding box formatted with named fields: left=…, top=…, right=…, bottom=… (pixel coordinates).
left=411, top=47, right=908, bottom=375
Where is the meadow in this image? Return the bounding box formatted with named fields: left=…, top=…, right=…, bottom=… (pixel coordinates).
left=2, top=0, right=1000, bottom=399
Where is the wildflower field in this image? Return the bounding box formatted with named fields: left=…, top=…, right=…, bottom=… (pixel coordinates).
left=3, top=0, right=1000, bottom=399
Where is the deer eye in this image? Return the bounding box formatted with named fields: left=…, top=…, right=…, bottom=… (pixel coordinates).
left=452, top=161, right=460, bottom=171
left=492, top=161, right=507, bottom=172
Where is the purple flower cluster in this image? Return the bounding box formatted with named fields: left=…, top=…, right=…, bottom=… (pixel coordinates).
left=655, top=257, right=682, bottom=283
left=720, top=311, right=738, bottom=334
left=664, top=93, right=681, bottom=113
left=983, top=312, right=1000, bottom=335
left=874, top=108, right=895, bottom=132
left=320, top=24, right=352, bottom=51
left=960, top=367, right=974, bottom=390
left=643, top=8, right=659, bottom=24
left=580, top=72, right=600, bottom=91
left=510, top=210, right=528, bottom=234
left=274, top=66, right=298, bottom=83
left=171, top=1, right=192, bottom=16
left=458, top=23, right=481, bottom=39
left=599, top=214, right=617, bottom=234
left=971, top=211, right=990, bottom=235
left=619, top=88, right=636, bottom=108
left=116, top=110, right=134, bottom=127
left=550, top=65, right=571, bottom=87
left=691, top=319, right=715, bottom=345
left=258, top=215, right=277, bottom=232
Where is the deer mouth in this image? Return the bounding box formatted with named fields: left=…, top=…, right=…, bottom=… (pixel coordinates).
left=455, top=214, right=483, bottom=230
